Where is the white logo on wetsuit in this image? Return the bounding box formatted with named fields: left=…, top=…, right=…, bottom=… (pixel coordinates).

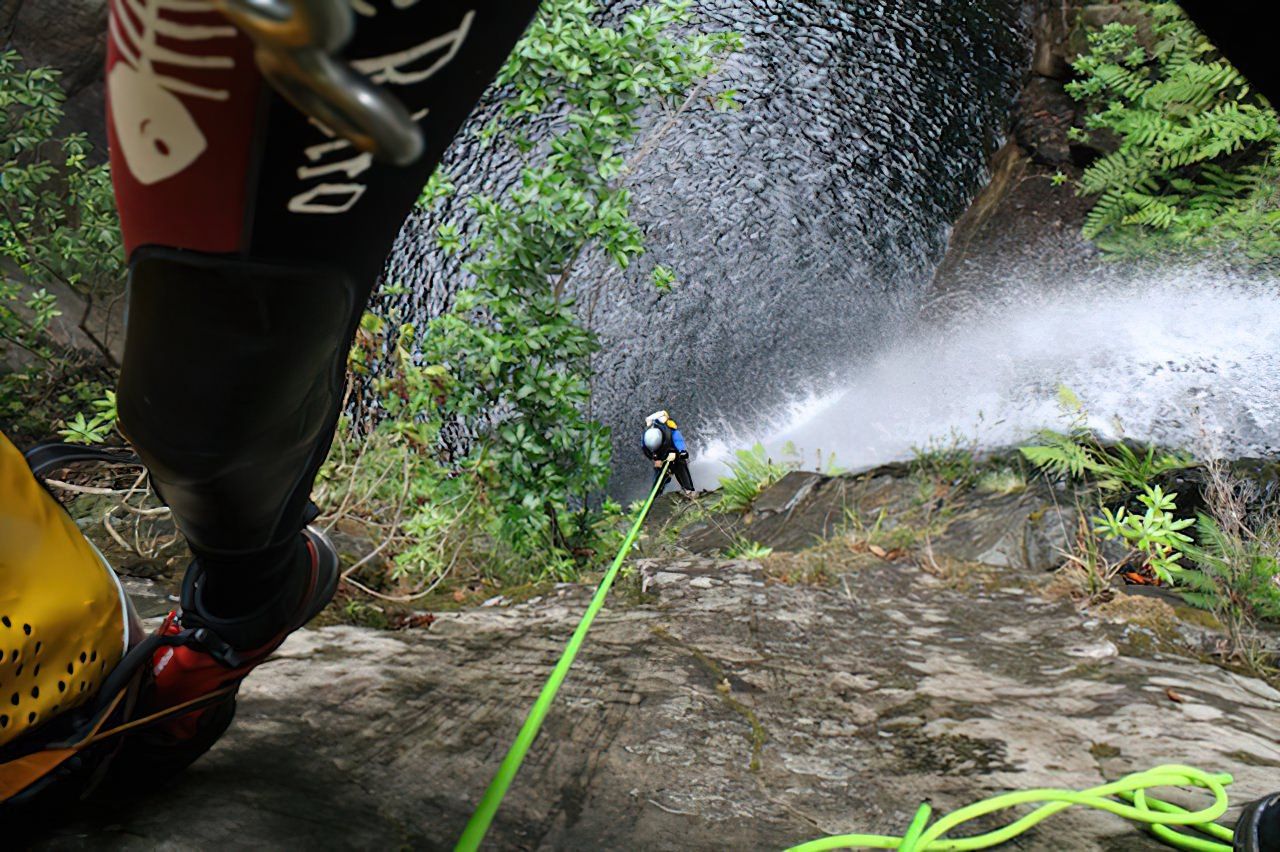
left=286, top=8, right=476, bottom=215
left=107, top=0, right=236, bottom=186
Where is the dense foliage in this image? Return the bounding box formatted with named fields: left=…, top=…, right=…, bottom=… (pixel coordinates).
left=1067, top=3, right=1280, bottom=259
left=0, top=50, right=123, bottom=440
left=1021, top=391, right=1280, bottom=663
left=325, top=1, right=740, bottom=588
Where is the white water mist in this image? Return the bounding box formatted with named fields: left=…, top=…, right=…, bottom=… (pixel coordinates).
left=692, top=269, right=1280, bottom=484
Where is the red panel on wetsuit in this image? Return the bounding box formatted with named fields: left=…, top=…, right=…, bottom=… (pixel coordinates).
left=106, top=0, right=263, bottom=257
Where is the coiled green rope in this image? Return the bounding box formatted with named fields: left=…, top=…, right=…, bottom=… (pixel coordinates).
left=787, top=765, right=1235, bottom=851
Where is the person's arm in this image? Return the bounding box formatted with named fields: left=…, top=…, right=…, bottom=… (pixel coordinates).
left=671, top=428, right=688, bottom=457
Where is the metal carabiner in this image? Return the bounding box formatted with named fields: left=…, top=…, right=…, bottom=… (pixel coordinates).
left=214, top=0, right=425, bottom=166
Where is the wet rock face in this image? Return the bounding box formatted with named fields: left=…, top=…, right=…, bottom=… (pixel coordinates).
left=44, top=558, right=1280, bottom=849
left=388, top=1, right=1032, bottom=491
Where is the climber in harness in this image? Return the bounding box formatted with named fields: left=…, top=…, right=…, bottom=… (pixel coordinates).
left=0, top=0, right=542, bottom=821
left=642, top=410, right=696, bottom=496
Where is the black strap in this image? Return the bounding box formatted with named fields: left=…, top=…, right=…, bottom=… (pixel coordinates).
left=23, top=442, right=141, bottom=479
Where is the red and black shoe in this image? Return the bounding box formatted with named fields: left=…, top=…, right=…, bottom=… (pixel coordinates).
left=107, top=525, right=339, bottom=782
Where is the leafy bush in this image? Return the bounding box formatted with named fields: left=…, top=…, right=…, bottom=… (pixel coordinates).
left=1021, top=430, right=1192, bottom=491
left=1066, top=3, right=1280, bottom=259
left=326, top=1, right=740, bottom=591
left=1023, top=397, right=1280, bottom=667
left=418, top=0, right=739, bottom=557
left=1, top=49, right=123, bottom=438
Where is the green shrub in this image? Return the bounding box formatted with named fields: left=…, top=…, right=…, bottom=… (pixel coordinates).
left=1093, top=483, right=1194, bottom=583
left=327, top=1, right=741, bottom=593
left=1067, top=2, right=1280, bottom=259
left=418, top=0, right=739, bottom=556
left=1, top=49, right=124, bottom=439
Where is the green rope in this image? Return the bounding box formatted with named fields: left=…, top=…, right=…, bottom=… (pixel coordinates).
left=788, top=765, right=1235, bottom=851
left=455, top=460, right=671, bottom=852
left=454, top=460, right=1240, bottom=852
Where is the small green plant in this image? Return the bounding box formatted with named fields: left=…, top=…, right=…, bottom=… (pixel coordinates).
left=716, top=443, right=794, bottom=512
left=975, top=466, right=1027, bottom=495
left=841, top=506, right=919, bottom=552
left=56, top=390, right=118, bottom=444
left=1182, top=515, right=1280, bottom=620
left=911, top=431, right=979, bottom=495
left=1067, top=3, right=1280, bottom=259
left=343, top=599, right=390, bottom=630
left=1093, top=484, right=1195, bottom=583
left=724, top=537, right=773, bottom=560
left=651, top=265, right=678, bottom=293
left=1058, top=509, right=1125, bottom=603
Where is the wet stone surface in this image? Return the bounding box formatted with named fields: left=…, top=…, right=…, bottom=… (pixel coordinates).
left=45, top=552, right=1280, bottom=849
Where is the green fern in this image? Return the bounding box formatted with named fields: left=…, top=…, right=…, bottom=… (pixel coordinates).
left=1181, top=514, right=1280, bottom=622
left=715, top=443, right=794, bottom=512
left=1021, top=427, right=1192, bottom=492
left=1068, top=2, right=1280, bottom=260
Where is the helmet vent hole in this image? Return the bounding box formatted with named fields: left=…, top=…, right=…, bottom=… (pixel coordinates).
left=0, top=714, right=7, bottom=727
left=79, top=652, right=86, bottom=664
left=57, top=681, right=66, bottom=693
left=21, top=624, right=30, bottom=635
left=26, top=711, right=35, bottom=724
left=1, top=616, right=10, bottom=628
left=9, top=693, right=18, bottom=706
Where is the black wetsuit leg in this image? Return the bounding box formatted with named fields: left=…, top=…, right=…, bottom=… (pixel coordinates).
left=107, top=3, right=540, bottom=624
left=672, top=460, right=694, bottom=492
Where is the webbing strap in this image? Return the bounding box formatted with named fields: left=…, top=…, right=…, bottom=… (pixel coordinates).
left=455, top=460, right=671, bottom=851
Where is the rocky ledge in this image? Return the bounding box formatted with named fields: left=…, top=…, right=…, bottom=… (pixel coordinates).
left=39, top=463, right=1280, bottom=850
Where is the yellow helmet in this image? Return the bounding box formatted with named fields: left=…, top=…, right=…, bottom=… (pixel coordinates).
left=0, top=433, right=136, bottom=750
